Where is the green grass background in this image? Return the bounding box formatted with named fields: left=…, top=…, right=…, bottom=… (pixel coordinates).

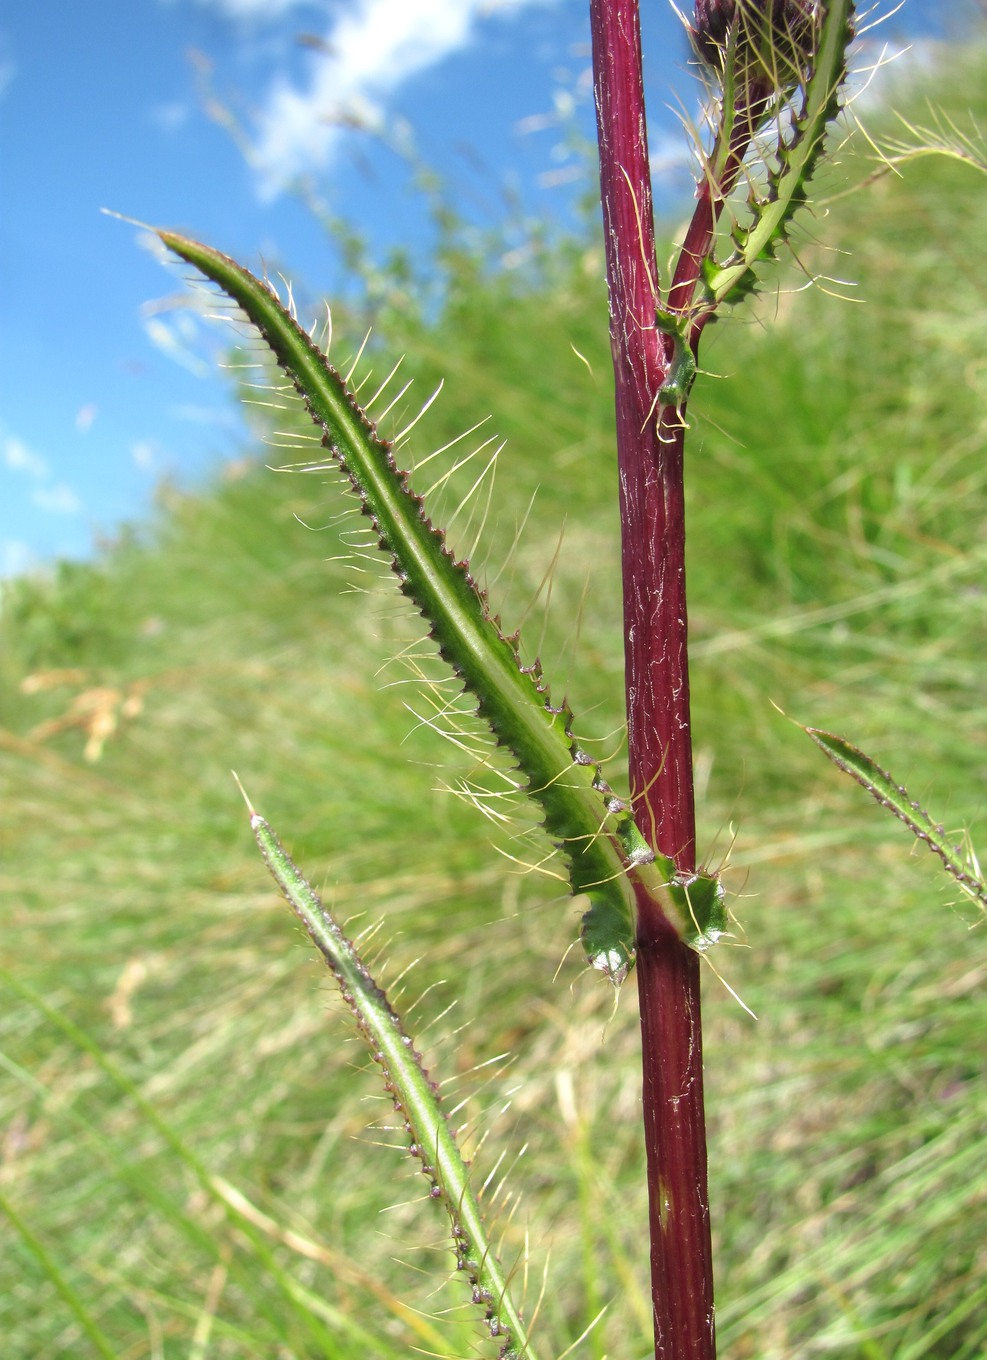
left=2, top=36, right=986, bottom=1360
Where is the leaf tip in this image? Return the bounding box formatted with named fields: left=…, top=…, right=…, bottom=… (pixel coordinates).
left=101, top=207, right=154, bottom=231
left=231, top=769, right=257, bottom=821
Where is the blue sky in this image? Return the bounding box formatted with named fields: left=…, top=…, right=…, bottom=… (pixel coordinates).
left=0, top=0, right=967, bottom=577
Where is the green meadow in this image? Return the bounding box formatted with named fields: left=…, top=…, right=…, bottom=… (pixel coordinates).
left=2, top=38, right=985, bottom=1360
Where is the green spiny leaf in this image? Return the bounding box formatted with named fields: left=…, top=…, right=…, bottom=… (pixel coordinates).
left=249, top=804, right=541, bottom=1360
left=703, top=0, right=856, bottom=311
left=804, top=726, right=987, bottom=914
left=158, top=230, right=723, bottom=979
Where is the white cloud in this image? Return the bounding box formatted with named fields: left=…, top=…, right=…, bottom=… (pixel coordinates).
left=187, top=0, right=305, bottom=16
left=131, top=441, right=160, bottom=472
left=142, top=315, right=211, bottom=377
left=0, top=32, right=15, bottom=102
left=249, top=0, right=560, bottom=197
left=3, top=432, right=81, bottom=519
left=1, top=540, right=35, bottom=578
left=170, top=403, right=241, bottom=427
left=150, top=100, right=191, bottom=132
left=33, top=483, right=83, bottom=516
left=3, top=435, right=49, bottom=480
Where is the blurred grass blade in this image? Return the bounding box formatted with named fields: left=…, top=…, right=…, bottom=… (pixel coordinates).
left=157, top=229, right=725, bottom=978
left=804, top=726, right=987, bottom=912
left=0, top=1189, right=117, bottom=1360
left=249, top=802, right=542, bottom=1360
left=0, top=968, right=363, bottom=1354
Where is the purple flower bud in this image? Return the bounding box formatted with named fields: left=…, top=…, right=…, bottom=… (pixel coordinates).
left=692, top=0, right=817, bottom=93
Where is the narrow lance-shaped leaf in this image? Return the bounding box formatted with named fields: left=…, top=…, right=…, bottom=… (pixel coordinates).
left=249, top=802, right=541, bottom=1360
left=804, top=726, right=987, bottom=912
left=158, top=230, right=726, bottom=979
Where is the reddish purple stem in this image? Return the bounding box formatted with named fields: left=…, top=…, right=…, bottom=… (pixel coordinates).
left=589, top=0, right=696, bottom=874
left=588, top=2, right=718, bottom=1356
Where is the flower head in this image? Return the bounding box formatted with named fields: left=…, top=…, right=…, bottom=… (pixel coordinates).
left=691, top=0, right=819, bottom=105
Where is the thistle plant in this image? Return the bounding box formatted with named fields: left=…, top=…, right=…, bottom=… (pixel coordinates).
left=122, top=2, right=982, bottom=1358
